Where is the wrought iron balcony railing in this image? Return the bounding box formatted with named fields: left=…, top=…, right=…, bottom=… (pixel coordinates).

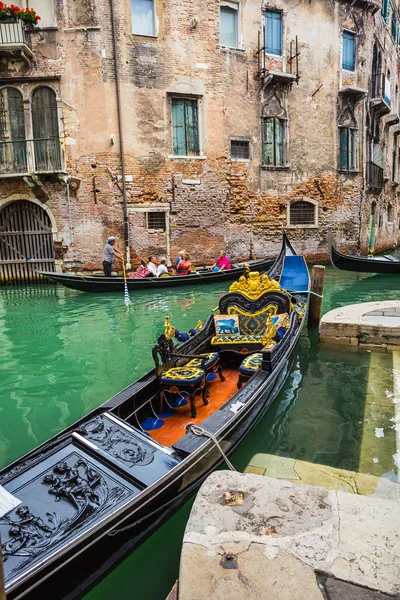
left=0, top=138, right=65, bottom=176
left=366, top=161, right=384, bottom=190
left=0, top=20, right=33, bottom=63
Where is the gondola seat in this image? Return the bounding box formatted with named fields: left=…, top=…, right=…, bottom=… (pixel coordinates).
left=152, top=334, right=208, bottom=418
left=186, top=352, right=225, bottom=382
left=238, top=353, right=263, bottom=388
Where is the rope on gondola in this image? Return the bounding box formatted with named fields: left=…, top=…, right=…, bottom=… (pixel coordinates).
left=184, top=423, right=237, bottom=472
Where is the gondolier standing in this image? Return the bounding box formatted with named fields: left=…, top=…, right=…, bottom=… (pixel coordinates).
left=103, top=237, right=122, bottom=277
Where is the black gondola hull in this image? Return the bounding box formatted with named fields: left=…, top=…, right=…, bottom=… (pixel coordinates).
left=330, top=245, right=400, bottom=274
left=38, top=258, right=275, bottom=292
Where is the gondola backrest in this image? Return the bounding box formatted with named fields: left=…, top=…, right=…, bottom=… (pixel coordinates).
left=152, top=334, right=175, bottom=377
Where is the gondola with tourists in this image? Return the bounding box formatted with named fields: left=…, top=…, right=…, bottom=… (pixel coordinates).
left=38, top=255, right=276, bottom=293
left=330, top=242, right=400, bottom=274
left=0, top=233, right=309, bottom=600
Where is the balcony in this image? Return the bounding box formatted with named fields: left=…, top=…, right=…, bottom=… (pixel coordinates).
left=0, top=20, right=33, bottom=66
left=370, top=73, right=391, bottom=116
left=0, top=138, right=65, bottom=177
left=366, top=161, right=384, bottom=190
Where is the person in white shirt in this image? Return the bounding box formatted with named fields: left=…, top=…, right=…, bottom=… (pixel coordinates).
left=147, top=256, right=158, bottom=277
left=157, top=258, right=169, bottom=277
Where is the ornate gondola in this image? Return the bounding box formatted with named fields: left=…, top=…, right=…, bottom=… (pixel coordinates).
left=38, top=255, right=276, bottom=293
left=330, top=243, right=400, bottom=274
left=0, top=233, right=309, bottom=600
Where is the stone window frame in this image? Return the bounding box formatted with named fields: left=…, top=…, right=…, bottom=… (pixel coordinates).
left=167, top=94, right=206, bottom=160
left=0, top=82, right=65, bottom=177
left=219, top=0, right=243, bottom=52
left=286, top=198, right=318, bottom=229
left=230, top=136, right=252, bottom=161
left=128, top=204, right=171, bottom=262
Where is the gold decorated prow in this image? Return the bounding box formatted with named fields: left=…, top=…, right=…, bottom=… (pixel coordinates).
left=164, top=315, right=176, bottom=340
left=261, top=315, right=277, bottom=349
left=229, top=267, right=281, bottom=300
left=194, top=320, right=203, bottom=331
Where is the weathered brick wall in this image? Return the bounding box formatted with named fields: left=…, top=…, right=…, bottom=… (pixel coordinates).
left=0, top=0, right=399, bottom=273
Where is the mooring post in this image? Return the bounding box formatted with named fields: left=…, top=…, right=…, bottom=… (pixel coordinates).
left=0, top=536, right=5, bottom=600
left=308, top=265, right=325, bottom=328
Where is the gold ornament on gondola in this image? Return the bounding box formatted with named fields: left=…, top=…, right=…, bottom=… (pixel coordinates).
left=194, top=320, right=203, bottom=331
left=229, top=268, right=281, bottom=300
left=164, top=316, right=175, bottom=340
left=261, top=315, right=277, bottom=349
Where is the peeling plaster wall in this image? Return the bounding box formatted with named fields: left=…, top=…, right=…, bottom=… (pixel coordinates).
left=0, top=0, right=399, bottom=270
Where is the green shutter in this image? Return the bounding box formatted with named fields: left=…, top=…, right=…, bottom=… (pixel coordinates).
left=339, top=128, right=348, bottom=170
left=185, top=100, right=199, bottom=156
left=263, top=118, right=274, bottom=165
left=171, top=98, right=186, bottom=155
left=275, top=119, right=284, bottom=166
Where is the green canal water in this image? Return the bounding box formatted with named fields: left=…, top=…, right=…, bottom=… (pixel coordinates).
left=1, top=267, right=399, bottom=599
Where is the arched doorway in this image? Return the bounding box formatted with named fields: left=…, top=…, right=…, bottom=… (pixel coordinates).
left=0, top=200, right=55, bottom=284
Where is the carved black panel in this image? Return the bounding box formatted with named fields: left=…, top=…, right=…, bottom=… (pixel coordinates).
left=219, top=291, right=291, bottom=315
left=1, top=445, right=139, bottom=586
left=75, top=414, right=181, bottom=487
left=77, top=417, right=155, bottom=467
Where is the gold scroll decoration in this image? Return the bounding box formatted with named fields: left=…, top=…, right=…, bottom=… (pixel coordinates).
left=261, top=315, right=277, bottom=349
left=164, top=316, right=175, bottom=340
left=229, top=270, right=281, bottom=300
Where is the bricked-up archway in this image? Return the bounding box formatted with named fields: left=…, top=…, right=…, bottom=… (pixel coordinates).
left=0, top=200, right=55, bottom=285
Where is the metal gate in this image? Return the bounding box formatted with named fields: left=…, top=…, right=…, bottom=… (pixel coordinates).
left=0, top=200, right=55, bottom=285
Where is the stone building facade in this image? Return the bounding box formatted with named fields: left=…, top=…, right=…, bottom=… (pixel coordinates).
left=0, top=0, right=399, bottom=279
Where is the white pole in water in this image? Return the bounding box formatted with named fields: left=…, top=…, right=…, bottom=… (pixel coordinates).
left=121, top=258, right=131, bottom=306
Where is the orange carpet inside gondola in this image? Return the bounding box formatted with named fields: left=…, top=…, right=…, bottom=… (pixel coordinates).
left=149, top=368, right=240, bottom=447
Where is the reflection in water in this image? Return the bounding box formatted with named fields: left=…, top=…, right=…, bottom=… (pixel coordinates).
left=1, top=268, right=399, bottom=600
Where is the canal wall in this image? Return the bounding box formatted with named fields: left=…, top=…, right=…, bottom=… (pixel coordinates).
left=178, top=471, right=400, bottom=600
left=320, top=301, right=400, bottom=349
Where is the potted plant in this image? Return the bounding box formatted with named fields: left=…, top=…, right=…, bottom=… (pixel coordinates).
left=0, top=2, right=40, bottom=25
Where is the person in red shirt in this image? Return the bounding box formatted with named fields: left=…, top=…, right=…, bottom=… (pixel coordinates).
left=176, top=252, right=192, bottom=276
left=211, top=250, right=231, bottom=272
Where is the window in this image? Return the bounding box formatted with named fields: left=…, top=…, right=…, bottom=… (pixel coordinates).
left=230, top=139, right=250, bottom=159
left=339, top=127, right=358, bottom=171
left=31, top=86, right=61, bottom=172
left=131, top=0, right=155, bottom=36
left=392, top=14, right=398, bottom=42
left=388, top=204, right=394, bottom=222
left=0, top=87, right=27, bottom=174
left=382, top=0, right=390, bottom=24
left=262, top=117, right=285, bottom=167
left=385, top=69, right=391, bottom=105
left=342, top=31, right=355, bottom=71
left=220, top=1, right=239, bottom=48
left=171, top=98, right=200, bottom=156
left=289, top=200, right=316, bottom=226
left=28, top=0, right=55, bottom=26
left=265, top=10, right=282, bottom=56
left=146, top=212, right=166, bottom=231
left=392, top=149, right=397, bottom=182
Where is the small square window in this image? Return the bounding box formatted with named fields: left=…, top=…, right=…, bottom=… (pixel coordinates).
left=289, top=200, right=316, bottom=226
left=146, top=212, right=166, bottom=231
left=230, top=139, right=250, bottom=159
left=220, top=1, right=239, bottom=48
left=131, top=0, right=155, bottom=36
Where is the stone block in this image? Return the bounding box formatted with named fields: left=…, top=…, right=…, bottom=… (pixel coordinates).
left=320, top=335, right=351, bottom=345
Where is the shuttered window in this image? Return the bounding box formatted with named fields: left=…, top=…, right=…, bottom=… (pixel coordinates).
left=31, top=86, right=61, bottom=172
left=342, top=31, right=355, bottom=71
left=0, top=87, right=27, bottom=174
left=171, top=98, right=200, bottom=156
left=263, top=117, right=285, bottom=167
left=265, top=11, right=282, bottom=56
left=131, top=0, right=155, bottom=36
left=382, top=0, right=390, bottom=24
left=392, top=15, right=398, bottom=42
left=339, top=127, right=358, bottom=171
left=220, top=1, right=239, bottom=47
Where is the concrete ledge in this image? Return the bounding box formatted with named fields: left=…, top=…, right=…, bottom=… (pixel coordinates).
left=179, top=472, right=400, bottom=600
left=320, top=301, right=400, bottom=347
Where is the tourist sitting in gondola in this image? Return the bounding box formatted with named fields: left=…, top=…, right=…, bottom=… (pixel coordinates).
left=128, top=260, right=150, bottom=279
left=157, top=258, right=169, bottom=277
left=210, top=250, right=231, bottom=272
left=176, top=252, right=192, bottom=276
left=147, top=256, right=158, bottom=277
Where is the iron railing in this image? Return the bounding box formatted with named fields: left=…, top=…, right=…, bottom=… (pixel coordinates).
left=366, top=161, right=384, bottom=190
left=0, top=138, right=64, bottom=176
left=0, top=20, right=31, bottom=49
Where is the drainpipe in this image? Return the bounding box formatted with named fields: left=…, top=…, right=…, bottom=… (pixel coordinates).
left=110, top=0, right=131, bottom=268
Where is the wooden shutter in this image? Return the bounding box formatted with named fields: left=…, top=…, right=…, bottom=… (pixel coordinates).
left=32, top=86, right=61, bottom=171
left=275, top=119, right=284, bottom=166
left=263, top=117, right=274, bottom=165
left=265, top=11, right=281, bottom=56
left=342, top=32, right=355, bottom=71
left=172, top=98, right=186, bottom=155
left=339, top=128, right=348, bottom=170
left=185, top=100, right=199, bottom=156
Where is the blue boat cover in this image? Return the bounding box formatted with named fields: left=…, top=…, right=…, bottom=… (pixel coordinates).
left=280, top=256, right=309, bottom=292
